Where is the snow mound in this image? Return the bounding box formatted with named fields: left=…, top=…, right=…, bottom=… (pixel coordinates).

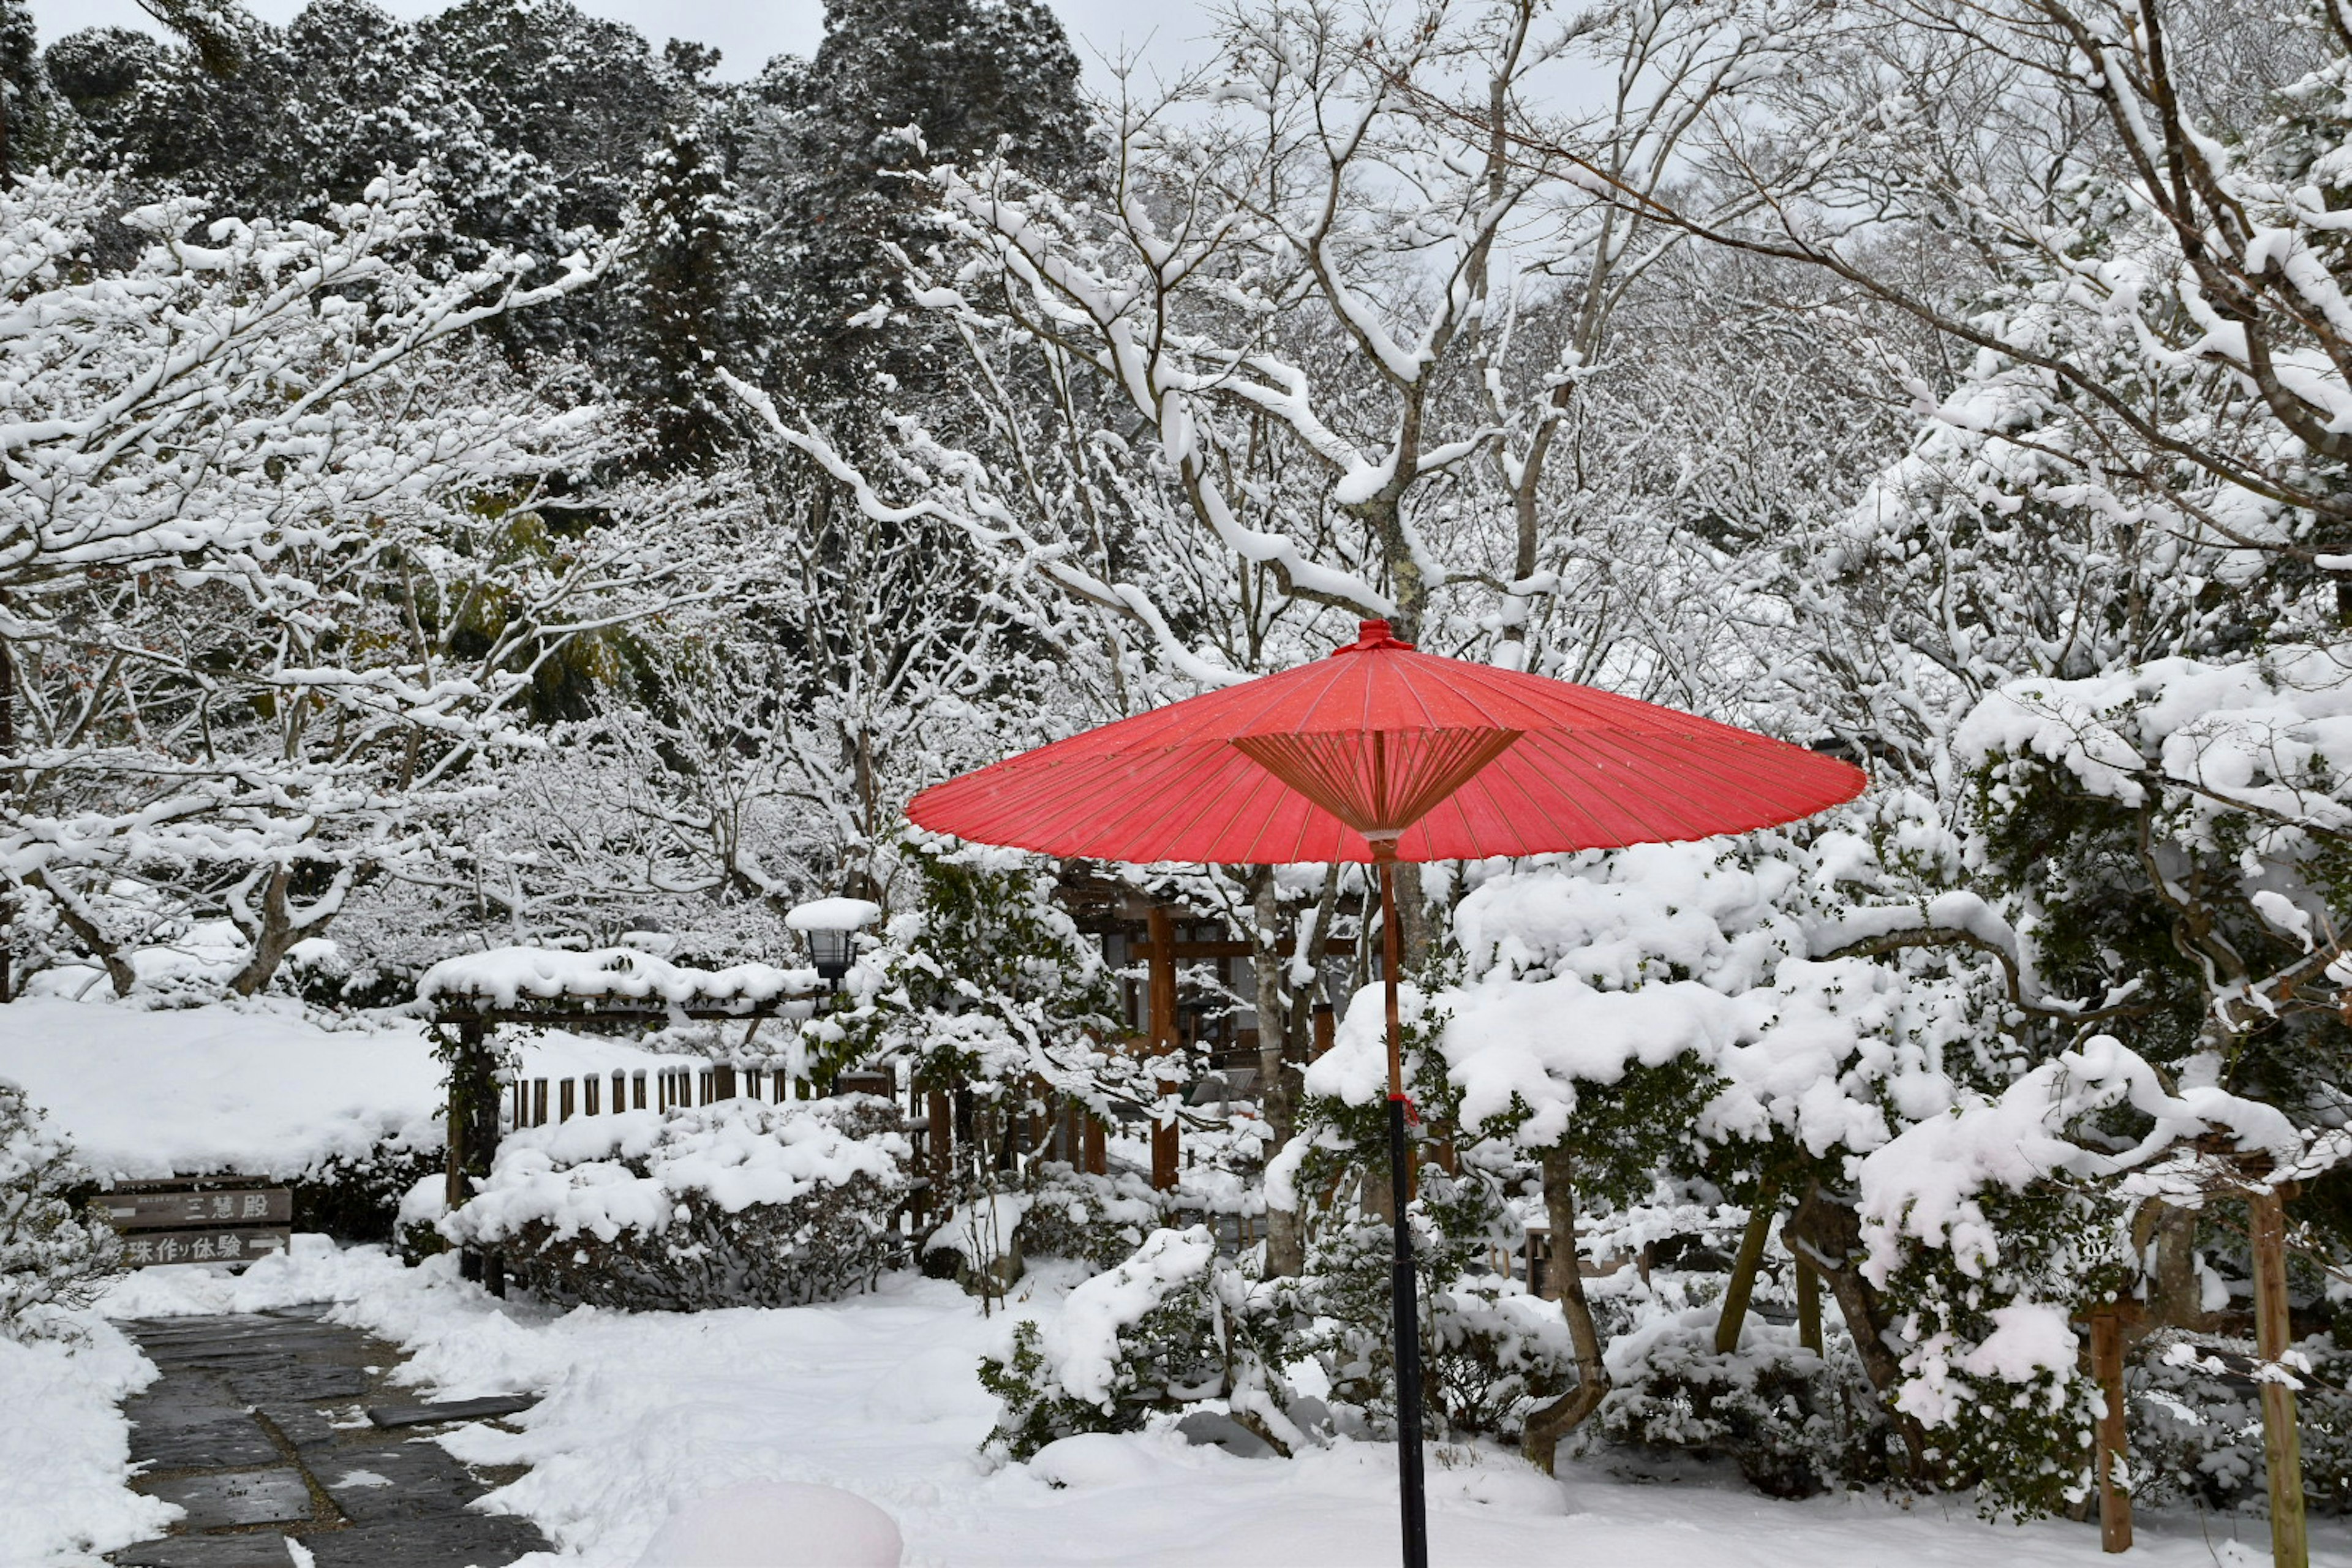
left=632, top=1481, right=902, bottom=1566
left=0, top=997, right=442, bottom=1181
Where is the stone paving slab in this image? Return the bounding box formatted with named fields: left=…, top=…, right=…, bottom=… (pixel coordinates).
left=316, top=1443, right=487, bottom=1525
left=123, top=1395, right=281, bottom=1471
left=366, top=1395, right=537, bottom=1428
left=136, top=1467, right=314, bottom=1529
left=300, top=1513, right=549, bottom=1567
left=110, top=1534, right=296, bottom=1568
left=251, top=1401, right=350, bottom=1455
left=227, top=1362, right=372, bottom=1404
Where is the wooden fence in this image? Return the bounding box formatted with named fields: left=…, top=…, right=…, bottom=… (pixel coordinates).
left=508, top=1066, right=897, bottom=1128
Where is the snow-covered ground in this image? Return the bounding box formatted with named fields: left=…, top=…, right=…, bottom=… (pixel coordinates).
left=11, top=1238, right=2324, bottom=1568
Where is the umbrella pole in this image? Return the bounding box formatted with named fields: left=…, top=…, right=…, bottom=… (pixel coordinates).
left=1377, top=851, right=1430, bottom=1568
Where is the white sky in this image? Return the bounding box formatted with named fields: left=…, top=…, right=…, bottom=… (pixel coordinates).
left=25, top=0, right=1219, bottom=86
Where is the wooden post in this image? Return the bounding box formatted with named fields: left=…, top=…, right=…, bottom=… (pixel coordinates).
left=928, top=1087, right=953, bottom=1197
left=1147, top=905, right=1181, bottom=1193
left=1312, top=1002, right=1335, bottom=1060
left=2250, top=1185, right=2309, bottom=1568
left=1713, top=1180, right=1779, bottom=1354
left=583, top=1076, right=600, bottom=1116
left=715, top=1063, right=737, bottom=1101
left=1083, top=1112, right=1107, bottom=1175
left=634, top=1069, right=647, bottom=1109
left=1795, top=1256, right=1824, bottom=1355
left=558, top=1078, right=576, bottom=1121
left=445, top=1020, right=503, bottom=1294
left=532, top=1078, right=548, bottom=1126
left=612, top=1069, right=626, bottom=1112
left=2090, top=1305, right=2133, bottom=1553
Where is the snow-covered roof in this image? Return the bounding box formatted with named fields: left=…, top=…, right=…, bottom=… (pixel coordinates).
left=417, top=947, right=821, bottom=1012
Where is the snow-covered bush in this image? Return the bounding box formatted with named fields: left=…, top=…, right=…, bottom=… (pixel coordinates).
left=1598, top=1307, right=1890, bottom=1498
left=981, top=1227, right=1310, bottom=1462
left=1016, top=1164, right=1163, bottom=1269
left=440, top=1096, right=910, bottom=1311
left=0, top=1084, right=119, bottom=1335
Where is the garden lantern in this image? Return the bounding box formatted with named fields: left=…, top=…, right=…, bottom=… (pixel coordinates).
left=786, top=897, right=881, bottom=990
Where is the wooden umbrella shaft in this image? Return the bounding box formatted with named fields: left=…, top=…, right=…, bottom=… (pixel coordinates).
left=1378, top=850, right=1430, bottom=1568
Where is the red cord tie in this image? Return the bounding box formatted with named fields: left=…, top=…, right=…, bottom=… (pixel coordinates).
left=1388, top=1092, right=1422, bottom=1125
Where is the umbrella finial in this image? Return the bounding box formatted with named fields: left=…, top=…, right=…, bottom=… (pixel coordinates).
left=1345, top=618, right=1414, bottom=654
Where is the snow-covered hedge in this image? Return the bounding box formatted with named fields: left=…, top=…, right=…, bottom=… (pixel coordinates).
left=442, top=1096, right=911, bottom=1311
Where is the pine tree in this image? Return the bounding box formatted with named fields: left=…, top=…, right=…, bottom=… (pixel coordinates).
left=620, top=108, right=753, bottom=469
left=750, top=0, right=1092, bottom=414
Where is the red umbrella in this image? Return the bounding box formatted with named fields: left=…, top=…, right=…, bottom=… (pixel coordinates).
left=907, top=619, right=1864, bottom=1567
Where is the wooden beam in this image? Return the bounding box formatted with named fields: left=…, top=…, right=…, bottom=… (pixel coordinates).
left=428, top=1001, right=816, bottom=1028
left=1133, top=938, right=1352, bottom=962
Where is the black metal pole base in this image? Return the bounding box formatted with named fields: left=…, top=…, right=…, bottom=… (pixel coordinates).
left=1390, top=1093, right=1429, bottom=1568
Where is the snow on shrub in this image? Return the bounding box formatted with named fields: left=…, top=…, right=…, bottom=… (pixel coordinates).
left=981, top=1226, right=1310, bottom=1462
left=441, top=1095, right=910, bottom=1311
left=1599, top=1305, right=1890, bottom=1498
left=0, top=1082, right=119, bottom=1336
left=1016, top=1164, right=1162, bottom=1268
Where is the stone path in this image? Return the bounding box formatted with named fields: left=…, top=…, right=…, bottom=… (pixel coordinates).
left=107, top=1305, right=549, bottom=1567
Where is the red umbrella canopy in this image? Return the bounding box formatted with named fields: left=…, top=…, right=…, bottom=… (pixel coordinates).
left=907, top=620, right=1866, bottom=864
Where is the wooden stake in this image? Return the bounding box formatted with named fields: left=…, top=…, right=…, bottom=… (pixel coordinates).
left=1714, top=1180, right=1779, bottom=1355
left=2090, top=1305, right=2133, bottom=1553
left=1795, top=1256, right=1823, bottom=1355
left=2250, top=1185, right=2309, bottom=1568
left=559, top=1078, right=575, bottom=1122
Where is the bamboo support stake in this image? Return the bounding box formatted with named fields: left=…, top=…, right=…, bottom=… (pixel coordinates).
left=2250, top=1185, right=2309, bottom=1568
left=1714, top=1181, right=1780, bottom=1355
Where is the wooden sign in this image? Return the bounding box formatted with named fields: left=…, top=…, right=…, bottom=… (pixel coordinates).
left=118, top=1227, right=292, bottom=1268
left=102, top=1189, right=292, bottom=1229
left=95, top=1178, right=294, bottom=1269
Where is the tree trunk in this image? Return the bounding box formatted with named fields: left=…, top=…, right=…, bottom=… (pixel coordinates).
left=1522, top=1144, right=1611, bottom=1474
left=227, top=867, right=304, bottom=997
left=1253, top=870, right=1308, bottom=1278
left=1783, top=1182, right=1931, bottom=1479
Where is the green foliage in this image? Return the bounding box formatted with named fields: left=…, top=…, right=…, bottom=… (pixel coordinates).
left=980, top=1318, right=1129, bottom=1461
